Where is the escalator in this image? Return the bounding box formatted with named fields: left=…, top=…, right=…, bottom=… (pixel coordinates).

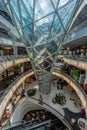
left=2, top=118, right=68, bottom=130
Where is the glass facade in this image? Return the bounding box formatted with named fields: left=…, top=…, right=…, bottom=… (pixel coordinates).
left=0, top=28, right=11, bottom=38
left=0, top=2, right=13, bottom=24
left=3, top=0, right=82, bottom=94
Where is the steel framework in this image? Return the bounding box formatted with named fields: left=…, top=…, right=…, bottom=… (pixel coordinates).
left=3, top=0, right=83, bottom=94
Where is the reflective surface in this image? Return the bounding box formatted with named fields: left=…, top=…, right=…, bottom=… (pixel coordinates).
left=3, top=0, right=82, bottom=94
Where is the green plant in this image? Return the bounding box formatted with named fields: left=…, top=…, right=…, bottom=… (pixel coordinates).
left=27, top=89, right=36, bottom=96
left=6, top=80, right=11, bottom=86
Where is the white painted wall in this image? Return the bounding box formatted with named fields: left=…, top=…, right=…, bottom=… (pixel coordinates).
left=10, top=98, right=43, bottom=124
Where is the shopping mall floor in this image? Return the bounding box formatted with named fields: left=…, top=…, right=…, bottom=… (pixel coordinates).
left=21, top=80, right=86, bottom=130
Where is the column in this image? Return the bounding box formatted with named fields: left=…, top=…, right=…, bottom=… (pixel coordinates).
left=38, top=73, right=51, bottom=94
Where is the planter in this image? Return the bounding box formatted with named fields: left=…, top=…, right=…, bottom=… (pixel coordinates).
left=27, top=89, right=36, bottom=96
left=55, top=95, right=66, bottom=105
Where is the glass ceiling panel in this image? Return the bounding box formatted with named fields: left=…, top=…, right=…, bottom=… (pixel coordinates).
left=36, top=13, right=54, bottom=35
left=35, top=0, right=54, bottom=21
left=13, top=15, right=22, bottom=35
left=64, top=0, right=77, bottom=15
left=35, top=44, right=46, bottom=52
left=23, top=24, right=32, bottom=42
left=23, top=0, right=33, bottom=18
left=34, top=29, right=42, bottom=43
left=47, top=40, right=58, bottom=54
left=49, top=15, right=63, bottom=39
left=6, top=4, right=12, bottom=15
left=0, top=2, right=8, bottom=12
left=36, top=13, right=54, bottom=26
left=19, top=1, right=32, bottom=27
left=4, top=0, right=7, bottom=4
left=10, top=0, right=19, bottom=18
left=58, top=0, right=77, bottom=27
left=51, top=0, right=58, bottom=8
left=58, top=0, right=70, bottom=7
left=4, top=0, right=78, bottom=43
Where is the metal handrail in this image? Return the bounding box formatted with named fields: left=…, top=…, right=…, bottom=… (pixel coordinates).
left=2, top=101, right=61, bottom=130
left=27, top=96, right=73, bottom=130
left=0, top=55, right=29, bottom=63
left=0, top=69, right=32, bottom=97
left=64, top=55, right=87, bottom=62
left=2, top=119, right=51, bottom=130
left=2, top=118, right=61, bottom=130
left=54, top=69, right=87, bottom=99
left=0, top=69, right=33, bottom=103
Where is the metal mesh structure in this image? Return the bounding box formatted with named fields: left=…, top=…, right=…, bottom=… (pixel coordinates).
left=3, top=0, right=82, bottom=94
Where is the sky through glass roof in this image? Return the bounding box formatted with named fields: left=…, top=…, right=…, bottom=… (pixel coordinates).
left=3, top=0, right=81, bottom=94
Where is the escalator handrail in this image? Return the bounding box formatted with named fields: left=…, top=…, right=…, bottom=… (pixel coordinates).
left=2, top=119, right=51, bottom=130
left=2, top=118, right=66, bottom=130
left=27, top=96, right=73, bottom=130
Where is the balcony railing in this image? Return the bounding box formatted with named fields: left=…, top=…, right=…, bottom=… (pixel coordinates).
left=54, top=69, right=87, bottom=99
left=64, top=55, right=87, bottom=61
left=62, top=55, right=87, bottom=71
left=2, top=118, right=61, bottom=130
left=0, top=55, right=29, bottom=62
left=0, top=69, right=34, bottom=119
left=26, top=96, right=73, bottom=130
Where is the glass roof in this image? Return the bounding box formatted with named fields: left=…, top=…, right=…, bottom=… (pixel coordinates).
left=4, top=0, right=77, bottom=44
left=3, top=0, right=82, bottom=94
left=0, top=1, right=7, bottom=12
left=0, top=2, right=13, bottom=24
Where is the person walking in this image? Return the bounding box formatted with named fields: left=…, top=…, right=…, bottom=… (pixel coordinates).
left=39, top=94, right=43, bottom=104
left=0, top=119, right=2, bottom=130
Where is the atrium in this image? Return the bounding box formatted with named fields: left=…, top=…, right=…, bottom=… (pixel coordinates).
left=0, top=0, right=87, bottom=130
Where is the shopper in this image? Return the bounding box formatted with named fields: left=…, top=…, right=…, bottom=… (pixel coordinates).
left=22, top=120, right=26, bottom=127
left=0, top=119, right=2, bottom=129
left=39, top=94, right=43, bottom=104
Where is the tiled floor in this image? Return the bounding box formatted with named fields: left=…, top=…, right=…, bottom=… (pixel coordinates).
left=25, top=81, right=85, bottom=130
left=26, top=81, right=81, bottom=116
